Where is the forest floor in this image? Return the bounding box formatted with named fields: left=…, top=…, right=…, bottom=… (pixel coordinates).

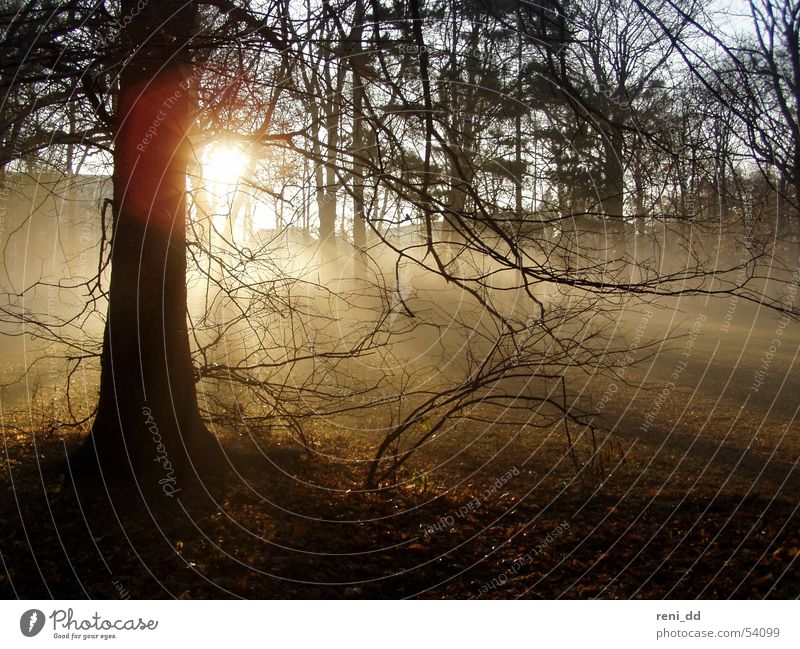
left=1, top=388, right=797, bottom=599
left=2, top=305, right=799, bottom=599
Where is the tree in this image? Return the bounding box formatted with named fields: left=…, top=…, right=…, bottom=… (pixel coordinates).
left=539, top=0, right=695, bottom=230
left=3, top=0, right=798, bottom=497
left=70, top=0, right=218, bottom=491
left=636, top=0, right=800, bottom=247
left=741, top=0, right=800, bottom=240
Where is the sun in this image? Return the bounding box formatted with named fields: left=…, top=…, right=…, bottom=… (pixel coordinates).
left=203, top=143, right=249, bottom=187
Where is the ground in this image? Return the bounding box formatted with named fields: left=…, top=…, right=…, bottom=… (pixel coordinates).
left=1, top=399, right=797, bottom=599
left=2, top=303, right=799, bottom=599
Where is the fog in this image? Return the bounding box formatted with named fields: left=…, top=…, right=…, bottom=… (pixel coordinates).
left=2, top=173, right=797, bottom=478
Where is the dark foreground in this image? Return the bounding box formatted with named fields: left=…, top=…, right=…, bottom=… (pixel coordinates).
left=1, top=411, right=797, bottom=599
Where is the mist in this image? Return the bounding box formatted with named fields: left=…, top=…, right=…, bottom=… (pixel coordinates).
left=1, top=0, right=798, bottom=602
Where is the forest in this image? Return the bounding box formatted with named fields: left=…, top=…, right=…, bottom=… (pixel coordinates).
left=0, top=0, right=798, bottom=599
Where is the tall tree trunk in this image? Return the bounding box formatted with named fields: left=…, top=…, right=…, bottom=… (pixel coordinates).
left=71, top=0, right=217, bottom=491
left=514, top=4, right=524, bottom=220
left=316, top=178, right=338, bottom=270
left=350, top=0, right=367, bottom=279
left=776, top=173, right=787, bottom=239
left=310, top=101, right=338, bottom=272
left=601, top=123, right=626, bottom=260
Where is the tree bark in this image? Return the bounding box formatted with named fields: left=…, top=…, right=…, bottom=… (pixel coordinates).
left=350, top=0, right=367, bottom=279
left=601, top=122, right=627, bottom=259
left=71, top=0, right=217, bottom=491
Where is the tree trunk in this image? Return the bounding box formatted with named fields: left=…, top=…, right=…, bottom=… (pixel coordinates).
left=350, top=0, right=367, bottom=279
left=311, top=102, right=338, bottom=272
left=601, top=124, right=626, bottom=259
left=317, top=187, right=338, bottom=267
left=71, top=0, right=217, bottom=492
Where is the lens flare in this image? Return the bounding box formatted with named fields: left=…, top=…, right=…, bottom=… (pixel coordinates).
left=203, top=143, right=249, bottom=187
